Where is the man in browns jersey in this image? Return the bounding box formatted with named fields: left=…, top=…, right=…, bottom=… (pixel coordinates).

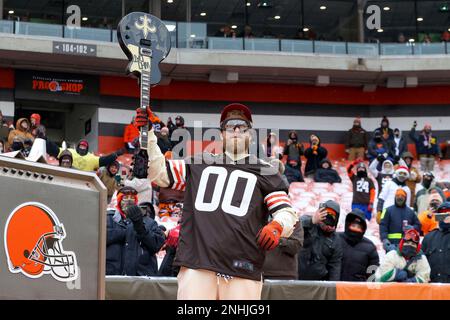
left=347, top=159, right=375, bottom=221
left=134, top=103, right=298, bottom=300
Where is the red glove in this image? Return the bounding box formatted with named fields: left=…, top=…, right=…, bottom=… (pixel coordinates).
left=165, top=224, right=180, bottom=248
left=134, top=106, right=153, bottom=128
left=256, top=220, right=283, bottom=251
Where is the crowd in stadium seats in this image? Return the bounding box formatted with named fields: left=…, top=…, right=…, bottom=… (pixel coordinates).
left=1, top=108, right=450, bottom=284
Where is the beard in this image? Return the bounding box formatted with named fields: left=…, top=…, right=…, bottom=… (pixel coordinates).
left=223, top=136, right=250, bottom=158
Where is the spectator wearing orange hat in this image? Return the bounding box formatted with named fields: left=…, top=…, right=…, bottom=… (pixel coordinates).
left=379, top=188, right=421, bottom=252
left=345, top=117, right=368, bottom=161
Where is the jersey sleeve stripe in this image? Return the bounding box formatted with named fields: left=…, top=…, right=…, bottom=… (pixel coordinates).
left=169, top=160, right=182, bottom=190
left=168, top=160, right=186, bottom=191
left=268, top=203, right=292, bottom=214
left=266, top=194, right=290, bottom=206
left=176, top=160, right=186, bottom=191
left=267, top=199, right=292, bottom=211
left=264, top=191, right=287, bottom=203
left=178, top=160, right=186, bottom=183
left=264, top=191, right=292, bottom=213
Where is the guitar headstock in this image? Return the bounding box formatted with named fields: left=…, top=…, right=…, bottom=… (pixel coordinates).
left=117, top=12, right=171, bottom=85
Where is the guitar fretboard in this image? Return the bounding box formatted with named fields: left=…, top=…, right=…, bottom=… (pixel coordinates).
left=139, top=66, right=151, bottom=150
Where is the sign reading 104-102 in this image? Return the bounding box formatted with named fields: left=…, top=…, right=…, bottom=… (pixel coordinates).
left=53, top=41, right=97, bottom=57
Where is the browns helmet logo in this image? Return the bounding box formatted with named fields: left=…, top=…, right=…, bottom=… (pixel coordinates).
left=4, top=202, right=78, bottom=282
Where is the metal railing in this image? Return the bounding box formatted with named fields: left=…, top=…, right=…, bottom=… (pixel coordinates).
left=0, top=20, right=448, bottom=56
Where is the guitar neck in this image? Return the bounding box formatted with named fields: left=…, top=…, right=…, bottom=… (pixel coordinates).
left=139, top=68, right=151, bottom=150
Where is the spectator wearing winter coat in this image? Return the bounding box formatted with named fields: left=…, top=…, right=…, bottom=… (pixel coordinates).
left=345, top=117, right=368, bottom=161
left=167, top=115, right=185, bottom=158
left=422, top=202, right=450, bottom=283
left=46, top=138, right=124, bottom=172
left=393, top=128, right=408, bottom=159
left=409, top=122, right=440, bottom=172
left=418, top=192, right=444, bottom=236
left=380, top=189, right=421, bottom=252
left=7, top=118, right=33, bottom=148
left=106, top=187, right=165, bottom=276
left=314, top=159, right=342, bottom=184
left=30, top=113, right=41, bottom=138
left=98, top=160, right=121, bottom=202
left=374, top=116, right=395, bottom=142
left=368, top=130, right=395, bottom=163
left=347, top=160, right=376, bottom=221
left=298, top=200, right=343, bottom=281
left=157, top=126, right=173, bottom=155
left=375, top=229, right=430, bottom=283
left=0, top=110, right=10, bottom=128
left=399, top=152, right=421, bottom=206
left=338, top=209, right=379, bottom=281
left=123, top=172, right=153, bottom=205
left=167, top=115, right=185, bottom=137
left=415, top=172, right=445, bottom=214
left=158, top=224, right=181, bottom=277
left=262, top=218, right=303, bottom=280
left=304, top=134, right=328, bottom=177
left=283, top=131, right=304, bottom=183
left=123, top=118, right=140, bottom=152
left=376, top=166, right=411, bottom=222
left=369, top=158, right=394, bottom=196
left=0, top=111, right=12, bottom=149
left=58, top=149, right=73, bottom=168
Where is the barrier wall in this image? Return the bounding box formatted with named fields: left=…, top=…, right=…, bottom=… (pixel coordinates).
left=105, top=277, right=450, bottom=300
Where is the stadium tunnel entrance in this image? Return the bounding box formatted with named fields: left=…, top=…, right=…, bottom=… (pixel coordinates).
left=14, top=99, right=99, bottom=152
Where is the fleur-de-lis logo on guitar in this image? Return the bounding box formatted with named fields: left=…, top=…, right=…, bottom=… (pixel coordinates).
left=134, top=15, right=157, bottom=39
left=117, top=12, right=171, bottom=178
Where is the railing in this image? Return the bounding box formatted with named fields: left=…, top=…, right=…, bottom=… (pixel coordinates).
left=0, top=19, right=449, bottom=56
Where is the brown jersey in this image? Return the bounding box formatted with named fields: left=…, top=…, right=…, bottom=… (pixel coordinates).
left=351, top=175, right=375, bottom=205
left=166, top=153, right=292, bottom=281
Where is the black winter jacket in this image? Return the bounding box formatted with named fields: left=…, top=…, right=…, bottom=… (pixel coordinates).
left=314, top=160, right=342, bottom=184
left=304, top=141, right=328, bottom=176
left=106, top=210, right=165, bottom=276
left=338, top=233, right=379, bottom=281
left=298, top=215, right=343, bottom=281
left=422, top=228, right=450, bottom=283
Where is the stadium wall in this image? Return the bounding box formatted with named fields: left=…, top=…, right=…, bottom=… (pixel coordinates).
left=98, top=75, right=450, bottom=158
